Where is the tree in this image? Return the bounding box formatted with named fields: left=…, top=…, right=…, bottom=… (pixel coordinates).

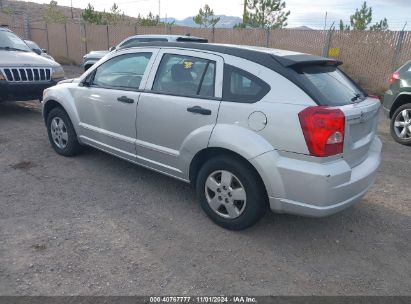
left=246, top=0, right=290, bottom=29
left=105, top=3, right=123, bottom=25
left=137, top=12, right=160, bottom=26
left=82, top=3, right=123, bottom=25
left=339, top=1, right=389, bottom=31
left=82, top=3, right=101, bottom=24
left=44, top=0, right=66, bottom=23
left=193, top=4, right=220, bottom=28
left=370, top=17, right=389, bottom=31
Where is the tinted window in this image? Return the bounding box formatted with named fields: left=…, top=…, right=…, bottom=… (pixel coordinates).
left=223, top=65, right=270, bottom=103
left=298, top=66, right=365, bottom=106
left=120, top=38, right=168, bottom=49
left=152, top=54, right=216, bottom=97
left=93, top=53, right=151, bottom=90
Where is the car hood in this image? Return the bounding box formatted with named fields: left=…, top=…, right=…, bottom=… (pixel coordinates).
left=85, top=50, right=109, bottom=58
left=0, top=50, right=59, bottom=67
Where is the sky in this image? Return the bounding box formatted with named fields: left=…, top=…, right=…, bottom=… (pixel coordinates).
left=22, top=0, right=411, bottom=30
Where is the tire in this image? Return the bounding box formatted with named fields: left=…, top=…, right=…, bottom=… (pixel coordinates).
left=46, top=107, right=82, bottom=156
left=196, top=155, right=268, bottom=230
left=390, top=103, right=411, bottom=146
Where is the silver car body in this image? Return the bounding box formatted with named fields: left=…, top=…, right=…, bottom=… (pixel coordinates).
left=82, top=34, right=207, bottom=69
left=43, top=44, right=381, bottom=217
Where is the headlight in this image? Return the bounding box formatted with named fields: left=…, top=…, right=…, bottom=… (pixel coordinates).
left=43, top=88, right=49, bottom=99
left=0, top=70, right=5, bottom=81
left=51, top=66, right=65, bottom=80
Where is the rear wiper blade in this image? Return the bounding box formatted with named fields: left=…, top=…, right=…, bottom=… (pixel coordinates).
left=351, top=93, right=362, bottom=103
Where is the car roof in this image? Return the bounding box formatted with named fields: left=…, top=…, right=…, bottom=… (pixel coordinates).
left=126, top=34, right=205, bottom=40
left=123, top=42, right=337, bottom=70
left=0, top=26, right=12, bottom=32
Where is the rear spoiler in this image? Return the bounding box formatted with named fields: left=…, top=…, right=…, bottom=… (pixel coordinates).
left=274, top=54, right=343, bottom=68
left=176, top=37, right=208, bottom=43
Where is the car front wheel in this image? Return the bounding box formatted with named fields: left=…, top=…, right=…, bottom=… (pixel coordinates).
left=391, top=103, right=411, bottom=146
left=196, top=155, right=268, bottom=230
left=46, top=107, right=81, bottom=156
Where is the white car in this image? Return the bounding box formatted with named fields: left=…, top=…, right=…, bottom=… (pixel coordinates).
left=83, top=34, right=207, bottom=71
left=43, top=42, right=381, bottom=230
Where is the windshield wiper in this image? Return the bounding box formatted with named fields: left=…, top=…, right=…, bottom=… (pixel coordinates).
left=0, top=46, right=28, bottom=52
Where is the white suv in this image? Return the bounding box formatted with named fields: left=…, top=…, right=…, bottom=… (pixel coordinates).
left=42, top=42, right=382, bottom=230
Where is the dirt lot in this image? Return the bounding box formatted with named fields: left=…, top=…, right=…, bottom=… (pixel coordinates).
left=0, top=66, right=410, bottom=296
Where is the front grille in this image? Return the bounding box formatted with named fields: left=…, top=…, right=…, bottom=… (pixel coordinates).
left=1, top=67, right=52, bottom=82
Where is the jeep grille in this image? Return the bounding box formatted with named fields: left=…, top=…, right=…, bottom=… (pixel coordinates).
left=1, top=67, right=51, bottom=82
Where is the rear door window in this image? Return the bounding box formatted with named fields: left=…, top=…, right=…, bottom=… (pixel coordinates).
left=152, top=54, right=216, bottom=98
left=297, top=65, right=366, bottom=106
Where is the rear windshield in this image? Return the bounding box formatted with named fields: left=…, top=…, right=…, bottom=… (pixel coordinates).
left=297, top=65, right=366, bottom=106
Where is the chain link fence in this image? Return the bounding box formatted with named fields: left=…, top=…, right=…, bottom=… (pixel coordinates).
left=1, top=12, right=411, bottom=95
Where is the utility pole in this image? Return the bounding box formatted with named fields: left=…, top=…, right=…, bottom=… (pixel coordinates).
left=70, top=0, right=74, bottom=19
left=158, top=0, right=160, bottom=20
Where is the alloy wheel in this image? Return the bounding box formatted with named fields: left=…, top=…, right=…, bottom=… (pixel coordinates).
left=51, top=117, right=69, bottom=149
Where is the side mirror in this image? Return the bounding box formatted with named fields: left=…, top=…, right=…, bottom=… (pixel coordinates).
left=109, top=46, right=116, bottom=52
left=42, top=49, right=48, bottom=53
left=33, top=48, right=42, bottom=55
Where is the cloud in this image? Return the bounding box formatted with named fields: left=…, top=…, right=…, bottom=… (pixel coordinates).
left=373, top=0, right=411, bottom=6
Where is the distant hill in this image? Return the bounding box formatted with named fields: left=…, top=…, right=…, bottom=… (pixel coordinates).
left=162, top=15, right=243, bottom=28
left=1, top=0, right=242, bottom=28
left=1, top=1, right=309, bottom=30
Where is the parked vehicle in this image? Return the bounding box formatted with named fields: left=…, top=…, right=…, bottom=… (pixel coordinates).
left=383, top=60, right=411, bottom=145
left=83, top=34, right=207, bottom=71
left=0, top=27, right=64, bottom=102
left=24, top=39, right=55, bottom=61
left=42, top=42, right=382, bottom=230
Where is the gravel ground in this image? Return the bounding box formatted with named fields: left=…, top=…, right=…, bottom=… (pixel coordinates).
left=0, top=66, right=410, bottom=296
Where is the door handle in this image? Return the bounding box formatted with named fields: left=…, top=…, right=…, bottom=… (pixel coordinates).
left=187, top=106, right=212, bottom=115
left=117, top=96, right=134, bottom=104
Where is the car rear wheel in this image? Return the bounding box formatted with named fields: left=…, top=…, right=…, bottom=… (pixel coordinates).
left=391, top=103, right=411, bottom=146
left=47, top=107, right=82, bottom=156
left=196, top=155, right=268, bottom=230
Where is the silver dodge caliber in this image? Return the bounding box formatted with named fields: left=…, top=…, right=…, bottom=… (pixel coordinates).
left=42, top=42, right=382, bottom=230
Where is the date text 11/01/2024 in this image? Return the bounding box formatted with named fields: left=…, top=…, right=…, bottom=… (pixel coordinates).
left=149, top=297, right=257, bottom=303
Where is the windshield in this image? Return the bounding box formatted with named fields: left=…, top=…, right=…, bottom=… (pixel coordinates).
left=298, top=65, right=366, bottom=106
left=0, top=30, right=31, bottom=52
left=25, top=40, right=41, bottom=51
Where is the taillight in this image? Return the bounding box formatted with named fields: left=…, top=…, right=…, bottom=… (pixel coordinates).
left=389, top=72, right=400, bottom=84
left=298, top=106, right=345, bottom=157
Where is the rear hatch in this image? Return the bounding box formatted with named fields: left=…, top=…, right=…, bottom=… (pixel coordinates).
left=289, top=60, right=380, bottom=168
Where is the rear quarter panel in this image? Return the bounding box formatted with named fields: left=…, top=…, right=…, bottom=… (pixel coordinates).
left=210, top=55, right=315, bottom=157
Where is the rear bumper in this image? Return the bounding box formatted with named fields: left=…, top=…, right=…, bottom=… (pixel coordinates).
left=251, top=137, right=382, bottom=217
left=0, top=80, right=57, bottom=102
